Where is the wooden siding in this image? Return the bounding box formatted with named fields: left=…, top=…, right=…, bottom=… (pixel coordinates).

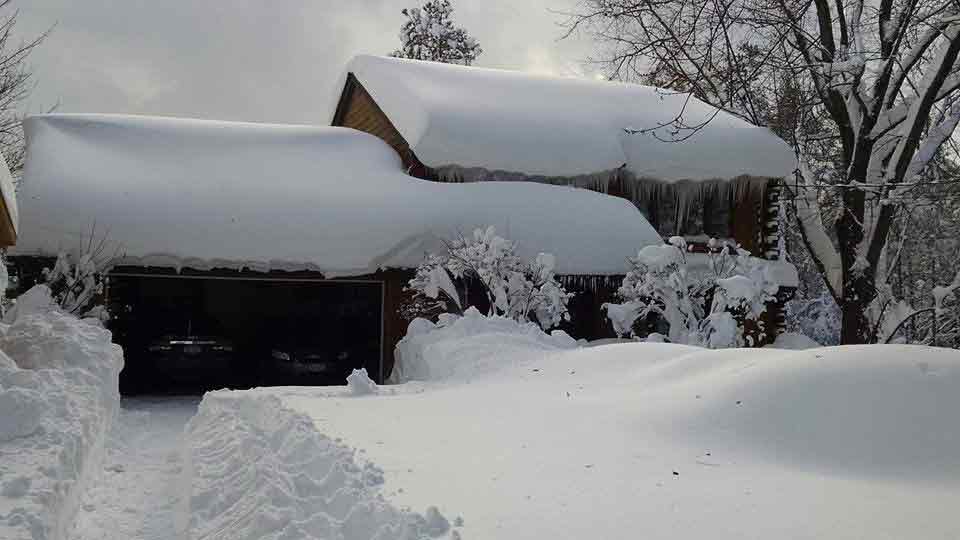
left=332, top=73, right=431, bottom=177
left=0, top=196, right=15, bottom=247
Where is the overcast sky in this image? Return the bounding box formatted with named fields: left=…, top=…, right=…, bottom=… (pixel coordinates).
left=15, top=1, right=597, bottom=124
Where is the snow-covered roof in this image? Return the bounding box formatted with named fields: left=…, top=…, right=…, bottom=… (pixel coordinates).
left=340, top=55, right=797, bottom=182
left=14, top=114, right=662, bottom=276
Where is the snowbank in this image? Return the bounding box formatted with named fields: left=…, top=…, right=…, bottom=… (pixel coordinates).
left=390, top=307, right=578, bottom=383
left=342, top=55, right=796, bottom=181
left=765, top=331, right=821, bottom=349
left=16, top=114, right=661, bottom=277
left=274, top=321, right=960, bottom=539
left=0, top=286, right=123, bottom=540
left=181, top=389, right=462, bottom=540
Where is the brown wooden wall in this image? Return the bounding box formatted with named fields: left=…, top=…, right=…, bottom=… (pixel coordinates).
left=332, top=74, right=432, bottom=178
left=0, top=199, right=15, bottom=247
left=378, top=268, right=416, bottom=381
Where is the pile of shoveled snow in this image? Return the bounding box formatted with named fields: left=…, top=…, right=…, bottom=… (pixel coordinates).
left=390, top=307, right=577, bottom=383
left=765, top=331, right=822, bottom=350
left=0, top=286, right=123, bottom=540
left=265, top=316, right=960, bottom=539
left=181, top=389, right=462, bottom=540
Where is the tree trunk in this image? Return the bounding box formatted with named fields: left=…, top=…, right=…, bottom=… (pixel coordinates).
left=840, top=296, right=871, bottom=344
left=839, top=273, right=877, bottom=344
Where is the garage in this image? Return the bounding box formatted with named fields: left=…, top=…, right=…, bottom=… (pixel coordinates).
left=107, top=271, right=384, bottom=395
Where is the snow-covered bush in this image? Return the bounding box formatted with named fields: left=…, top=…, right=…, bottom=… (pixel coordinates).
left=406, top=226, right=572, bottom=330
left=882, top=270, right=960, bottom=346
left=42, top=251, right=109, bottom=318
left=604, top=237, right=780, bottom=347
left=785, top=290, right=839, bottom=346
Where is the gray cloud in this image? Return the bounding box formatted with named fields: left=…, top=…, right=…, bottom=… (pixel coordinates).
left=16, top=0, right=595, bottom=124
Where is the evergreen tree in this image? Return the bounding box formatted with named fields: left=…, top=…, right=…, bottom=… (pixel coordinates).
left=391, top=0, right=481, bottom=66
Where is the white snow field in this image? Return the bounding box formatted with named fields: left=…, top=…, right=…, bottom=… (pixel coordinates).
left=341, top=55, right=796, bottom=181
left=0, top=286, right=123, bottom=540
left=190, top=311, right=960, bottom=540
left=16, top=114, right=660, bottom=277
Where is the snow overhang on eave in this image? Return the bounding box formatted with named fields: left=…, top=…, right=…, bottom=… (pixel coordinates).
left=343, top=55, right=799, bottom=183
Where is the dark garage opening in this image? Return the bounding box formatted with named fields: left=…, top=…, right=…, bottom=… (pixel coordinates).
left=107, top=273, right=384, bottom=395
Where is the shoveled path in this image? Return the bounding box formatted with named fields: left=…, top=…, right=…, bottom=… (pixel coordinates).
left=68, top=397, right=199, bottom=540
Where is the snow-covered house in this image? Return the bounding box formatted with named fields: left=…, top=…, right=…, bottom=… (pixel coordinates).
left=332, top=55, right=796, bottom=257
left=11, top=114, right=662, bottom=385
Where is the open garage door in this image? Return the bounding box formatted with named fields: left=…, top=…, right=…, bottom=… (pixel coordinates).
left=107, top=273, right=384, bottom=395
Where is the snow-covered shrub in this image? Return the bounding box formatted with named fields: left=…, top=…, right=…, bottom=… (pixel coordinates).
left=604, top=237, right=780, bottom=347
left=406, top=226, right=573, bottom=330
left=43, top=251, right=109, bottom=318
left=882, top=270, right=960, bottom=346
left=785, top=290, right=839, bottom=346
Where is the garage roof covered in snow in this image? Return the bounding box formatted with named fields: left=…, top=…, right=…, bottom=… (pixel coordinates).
left=335, top=55, right=796, bottom=182
left=14, top=114, right=662, bottom=276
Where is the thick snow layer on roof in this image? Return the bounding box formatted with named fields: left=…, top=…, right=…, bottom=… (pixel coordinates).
left=342, top=55, right=796, bottom=181
left=15, top=114, right=661, bottom=276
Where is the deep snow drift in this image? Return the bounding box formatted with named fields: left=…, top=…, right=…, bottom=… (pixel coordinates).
left=0, top=286, right=124, bottom=540
left=390, top=308, right=578, bottom=383
left=242, top=313, right=960, bottom=540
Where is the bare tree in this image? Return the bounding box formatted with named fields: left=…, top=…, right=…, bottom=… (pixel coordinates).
left=563, top=0, right=960, bottom=343
left=0, top=0, right=47, bottom=176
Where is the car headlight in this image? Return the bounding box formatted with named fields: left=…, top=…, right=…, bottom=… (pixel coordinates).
left=271, top=350, right=291, bottom=361
left=212, top=345, right=233, bottom=352
left=148, top=344, right=173, bottom=352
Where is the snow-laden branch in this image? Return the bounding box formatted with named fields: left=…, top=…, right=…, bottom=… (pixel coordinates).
left=885, top=22, right=960, bottom=186
left=793, top=165, right=843, bottom=296
left=903, top=102, right=960, bottom=183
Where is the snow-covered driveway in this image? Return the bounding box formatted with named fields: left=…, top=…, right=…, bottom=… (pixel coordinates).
left=275, top=344, right=960, bottom=539
left=69, top=397, right=198, bottom=540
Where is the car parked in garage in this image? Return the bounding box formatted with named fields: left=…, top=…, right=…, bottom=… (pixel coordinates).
left=145, top=317, right=237, bottom=387
left=267, top=339, right=354, bottom=384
